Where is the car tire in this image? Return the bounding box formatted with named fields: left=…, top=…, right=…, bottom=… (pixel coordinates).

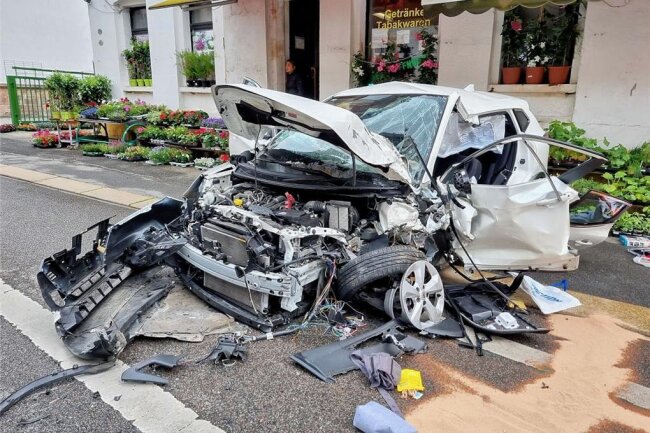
left=335, top=245, right=426, bottom=301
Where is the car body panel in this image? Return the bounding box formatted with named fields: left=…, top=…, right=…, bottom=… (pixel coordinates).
left=213, top=84, right=411, bottom=184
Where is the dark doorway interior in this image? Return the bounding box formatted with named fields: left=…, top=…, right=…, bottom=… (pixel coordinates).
left=288, top=0, right=319, bottom=99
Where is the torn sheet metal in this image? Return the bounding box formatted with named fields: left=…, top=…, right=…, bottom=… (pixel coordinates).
left=291, top=320, right=426, bottom=383
left=133, top=285, right=235, bottom=342
left=454, top=177, right=579, bottom=271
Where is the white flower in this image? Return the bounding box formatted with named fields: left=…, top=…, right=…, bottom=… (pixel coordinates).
left=534, top=56, right=541, bottom=62
left=531, top=44, right=536, bottom=49
left=527, top=60, right=536, bottom=67
left=543, top=56, right=550, bottom=64
left=540, top=42, right=546, bottom=48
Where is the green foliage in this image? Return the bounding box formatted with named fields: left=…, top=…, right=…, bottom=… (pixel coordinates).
left=166, top=126, right=190, bottom=142
left=167, top=148, right=193, bottom=163
left=177, top=51, right=214, bottom=80
left=501, top=10, right=526, bottom=67
left=118, top=146, right=150, bottom=160
left=138, top=126, right=167, bottom=141
left=542, top=3, right=581, bottom=66
left=148, top=146, right=172, bottom=164
left=81, top=143, right=110, bottom=153
left=571, top=175, right=650, bottom=205
left=105, top=143, right=127, bottom=154
left=123, top=40, right=151, bottom=79
left=79, top=75, right=112, bottom=104
left=547, top=121, right=649, bottom=180
left=614, top=211, right=650, bottom=235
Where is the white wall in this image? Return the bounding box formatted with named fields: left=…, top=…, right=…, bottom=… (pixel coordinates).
left=437, top=11, right=495, bottom=91
left=0, top=0, right=93, bottom=83
left=573, top=0, right=650, bottom=148
left=319, top=0, right=354, bottom=100
left=218, top=0, right=269, bottom=87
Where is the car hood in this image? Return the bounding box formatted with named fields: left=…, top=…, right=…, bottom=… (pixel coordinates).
left=212, top=84, right=412, bottom=185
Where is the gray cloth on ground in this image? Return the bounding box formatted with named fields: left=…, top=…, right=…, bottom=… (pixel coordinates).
left=350, top=351, right=403, bottom=417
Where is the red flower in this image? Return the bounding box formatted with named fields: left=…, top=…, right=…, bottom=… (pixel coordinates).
left=160, top=113, right=167, bottom=120
left=511, top=20, right=522, bottom=32
left=219, top=153, right=230, bottom=162
left=416, top=33, right=423, bottom=41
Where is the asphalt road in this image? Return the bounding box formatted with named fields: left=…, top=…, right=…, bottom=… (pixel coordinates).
left=0, top=178, right=558, bottom=433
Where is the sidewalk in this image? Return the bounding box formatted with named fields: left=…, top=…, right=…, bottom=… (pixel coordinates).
left=0, top=132, right=197, bottom=207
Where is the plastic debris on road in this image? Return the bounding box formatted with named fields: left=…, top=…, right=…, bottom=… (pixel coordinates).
left=520, top=275, right=582, bottom=314
left=353, top=401, right=417, bottom=433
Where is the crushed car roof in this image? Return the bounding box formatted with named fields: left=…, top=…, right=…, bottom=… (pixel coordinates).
left=329, top=82, right=531, bottom=123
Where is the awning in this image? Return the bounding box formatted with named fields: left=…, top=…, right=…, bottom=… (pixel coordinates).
left=149, top=0, right=236, bottom=11
left=421, top=0, right=593, bottom=16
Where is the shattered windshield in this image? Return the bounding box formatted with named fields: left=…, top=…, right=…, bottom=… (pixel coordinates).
left=266, top=130, right=390, bottom=180
left=327, top=94, right=447, bottom=184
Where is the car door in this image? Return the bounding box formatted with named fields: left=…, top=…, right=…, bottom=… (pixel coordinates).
left=440, top=134, right=615, bottom=272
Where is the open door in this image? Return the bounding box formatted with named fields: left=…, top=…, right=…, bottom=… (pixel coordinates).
left=440, top=134, right=615, bottom=272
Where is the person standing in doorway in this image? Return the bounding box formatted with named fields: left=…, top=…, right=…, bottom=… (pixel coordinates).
left=285, top=59, right=305, bottom=97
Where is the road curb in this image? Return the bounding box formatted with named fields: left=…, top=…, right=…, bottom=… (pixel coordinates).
left=0, top=164, right=157, bottom=209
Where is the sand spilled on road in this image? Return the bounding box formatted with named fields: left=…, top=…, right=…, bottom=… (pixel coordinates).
left=406, top=314, right=650, bottom=432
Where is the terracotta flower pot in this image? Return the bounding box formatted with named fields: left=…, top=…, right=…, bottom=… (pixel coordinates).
left=525, top=67, right=545, bottom=85
left=106, top=123, right=126, bottom=140
left=548, top=66, right=571, bottom=85
left=501, top=67, right=522, bottom=85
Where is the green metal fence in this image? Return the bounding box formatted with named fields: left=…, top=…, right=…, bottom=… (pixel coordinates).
left=6, top=67, right=93, bottom=125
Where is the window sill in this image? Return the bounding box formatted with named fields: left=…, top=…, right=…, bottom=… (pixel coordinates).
left=488, top=84, right=577, bottom=94
left=124, top=86, right=153, bottom=93
left=179, top=87, right=212, bottom=94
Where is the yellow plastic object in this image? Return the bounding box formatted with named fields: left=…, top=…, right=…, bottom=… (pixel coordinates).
left=508, top=299, right=527, bottom=311
left=397, top=369, right=424, bottom=392
left=233, top=198, right=244, bottom=207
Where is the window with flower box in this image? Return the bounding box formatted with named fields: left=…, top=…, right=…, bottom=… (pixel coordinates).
left=130, top=7, right=149, bottom=41
left=499, top=2, right=582, bottom=85
left=190, top=7, right=214, bottom=53
left=351, top=0, right=439, bottom=86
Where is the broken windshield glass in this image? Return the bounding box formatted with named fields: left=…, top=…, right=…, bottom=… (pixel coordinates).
left=327, top=94, right=447, bottom=184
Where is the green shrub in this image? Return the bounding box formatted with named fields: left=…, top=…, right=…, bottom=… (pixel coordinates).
left=614, top=211, right=650, bottom=235
left=168, top=148, right=193, bottom=163
left=79, top=75, right=112, bottom=104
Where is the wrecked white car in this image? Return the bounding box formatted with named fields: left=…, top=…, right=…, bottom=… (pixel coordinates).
left=38, top=82, right=627, bottom=360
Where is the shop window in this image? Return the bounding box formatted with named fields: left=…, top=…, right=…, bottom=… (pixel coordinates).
left=130, top=7, right=149, bottom=41
left=500, top=2, right=582, bottom=85
left=190, top=8, right=214, bottom=52
left=351, top=0, right=439, bottom=87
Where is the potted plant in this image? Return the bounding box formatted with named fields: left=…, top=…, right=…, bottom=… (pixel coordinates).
left=194, top=157, right=216, bottom=170
left=544, top=5, right=581, bottom=85
left=118, top=145, right=150, bottom=161
left=133, top=40, right=151, bottom=87
left=196, top=51, right=215, bottom=87
left=169, top=148, right=194, bottom=167
left=500, top=11, right=525, bottom=84
left=58, top=74, right=81, bottom=120
left=32, top=129, right=59, bottom=148
left=523, top=19, right=549, bottom=85
left=147, top=146, right=172, bottom=165
left=178, top=51, right=200, bottom=87
left=81, top=143, right=110, bottom=156
left=416, top=30, right=439, bottom=85
left=123, top=46, right=137, bottom=86
left=44, top=72, right=64, bottom=119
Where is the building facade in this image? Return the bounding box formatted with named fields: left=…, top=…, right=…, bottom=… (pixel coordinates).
left=85, top=0, right=647, bottom=148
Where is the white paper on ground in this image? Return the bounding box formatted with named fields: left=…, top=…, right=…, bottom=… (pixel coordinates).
left=520, top=275, right=582, bottom=314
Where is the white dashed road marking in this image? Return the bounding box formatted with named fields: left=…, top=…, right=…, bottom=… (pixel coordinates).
left=0, top=279, right=224, bottom=433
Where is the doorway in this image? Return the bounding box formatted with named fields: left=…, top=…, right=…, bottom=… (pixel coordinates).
left=287, top=0, right=319, bottom=99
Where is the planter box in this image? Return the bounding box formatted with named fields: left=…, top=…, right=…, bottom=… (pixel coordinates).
left=150, top=139, right=166, bottom=145
left=119, top=156, right=146, bottom=162
left=145, top=160, right=168, bottom=166
left=104, top=154, right=120, bottom=159
left=82, top=151, right=105, bottom=157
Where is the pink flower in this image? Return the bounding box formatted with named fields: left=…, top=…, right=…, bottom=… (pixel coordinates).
left=387, top=63, right=400, bottom=74
left=511, top=20, right=522, bottom=32
left=416, top=33, right=423, bottom=41
left=124, top=106, right=131, bottom=112
left=421, top=59, right=439, bottom=69
left=376, top=60, right=386, bottom=72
